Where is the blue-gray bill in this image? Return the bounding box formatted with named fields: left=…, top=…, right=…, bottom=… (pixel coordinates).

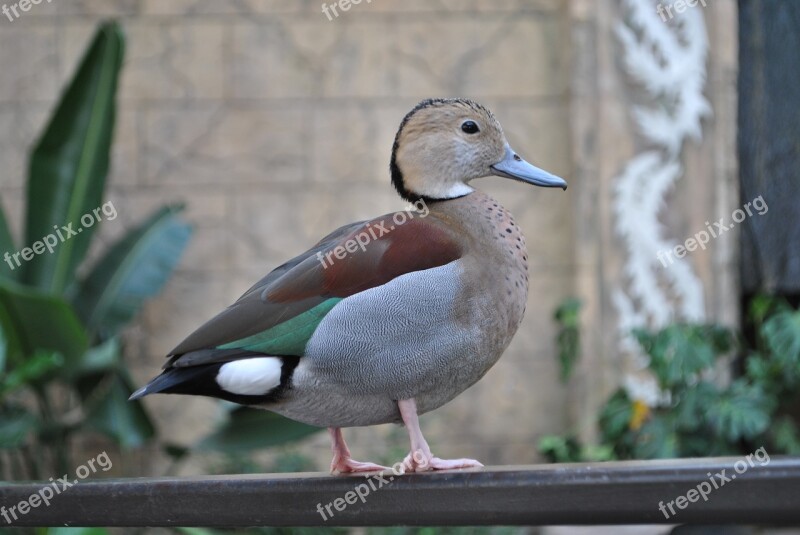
left=490, top=144, right=567, bottom=190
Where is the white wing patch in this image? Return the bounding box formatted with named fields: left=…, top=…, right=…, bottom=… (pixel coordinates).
left=216, top=357, right=282, bottom=396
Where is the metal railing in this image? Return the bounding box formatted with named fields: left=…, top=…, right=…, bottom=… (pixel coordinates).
left=1, top=457, right=799, bottom=527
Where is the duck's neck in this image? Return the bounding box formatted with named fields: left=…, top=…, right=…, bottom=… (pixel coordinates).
left=392, top=155, right=476, bottom=203
left=432, top=190, right=530, bottom=345
left=433, top=190, right=529, bottom=283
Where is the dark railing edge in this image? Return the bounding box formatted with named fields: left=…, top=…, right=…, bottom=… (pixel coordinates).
left=1, top=457, right=798, bottom=527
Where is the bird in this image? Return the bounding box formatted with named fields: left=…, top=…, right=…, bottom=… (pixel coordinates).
left=130, top=98, right=567, bottom=473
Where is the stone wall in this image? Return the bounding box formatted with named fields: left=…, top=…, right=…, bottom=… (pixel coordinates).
left=0, top=0, right=738, bottom=475
left=567, top=0, right=739, bottom=443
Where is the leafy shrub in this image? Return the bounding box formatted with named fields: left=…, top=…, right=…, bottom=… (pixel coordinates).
left=540, top=297, right=800, bottom=462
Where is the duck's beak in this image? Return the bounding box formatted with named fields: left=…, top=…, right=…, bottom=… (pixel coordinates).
left=490, top=145, right=567, bottom=190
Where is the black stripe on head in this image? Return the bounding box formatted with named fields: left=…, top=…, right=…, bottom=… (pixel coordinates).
left=390, top=98, right=494, bottom=203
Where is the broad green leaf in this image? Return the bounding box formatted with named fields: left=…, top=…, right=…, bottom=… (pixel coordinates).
left=68, top=337, right=120, bottom=379
left=707, top=380, right=772, bottom=442
left=749, top=294, right=790, bottom=328
left=674, top=380, right=718, bottom=432
left=632, top=416, right=678, bottom=459
left=176, top=529, right=219, bottom=535
left=72, top=205, right=192, bottom=340
left=82, top=370, right=155, bottom=448
left=632, top=328, right=656, bottom=351
left=0, top=405, right=38, bottom=449
left=749, top=294, right=777, bottom=325
left=639, top=325, right=727, bottom=388
left=707, top=324, right=735, bottom=353
left=197, top=407, right=321, bottom=453
left=679, top=431, right=737, bottom=458
left=0, top=279, right=87, bottom=367
left=763, top=310, right=800, bottom=384
left=554, top=298, right=582, bottom=325
left=598, top=389, right=633, bottom=444
left=0, top=302, right=23, bottom=369
left=745, top=353, right=774, bottom=383
left=772, top=416, right=800, bottom=455
left=553, top=298, right=581, bottom=382
left=583, top=444, right=616, bottom=462
left=44, top=528, right=111, bottom=535
left=0, top=323, right=6, bottom=374
left=0, top=193, right=16, bottom=281
left=538, top=435, right=583, bottom=463
left=0, top=350, right=63, bottom=397
left=22, top=21, right=124, bottom=294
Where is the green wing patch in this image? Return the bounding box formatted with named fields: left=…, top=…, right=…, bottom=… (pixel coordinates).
left=217, top=298, right=341, bottom=356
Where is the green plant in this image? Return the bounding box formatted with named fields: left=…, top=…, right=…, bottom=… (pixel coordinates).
left=0, top=20, right=327, bottom=485
left=0, top=21, right=192, bottom=478
left=538, top=434, right=614, bottom=464
left=161, top=404, right=322, bottom=476
left=539, top=296, right=800, bottom=462
left=553, top=298, right=581, bottom=383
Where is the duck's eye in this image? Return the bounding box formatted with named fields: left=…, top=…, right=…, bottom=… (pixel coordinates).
left=461, top=120, right=480, bottom=134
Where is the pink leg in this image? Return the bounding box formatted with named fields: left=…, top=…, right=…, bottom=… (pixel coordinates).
left=398, top=398, right=484, bottom=472
left=328, top=427, right=389, bottom=474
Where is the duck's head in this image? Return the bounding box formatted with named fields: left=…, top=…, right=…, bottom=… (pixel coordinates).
left=390, top=98, right=566, bottom=202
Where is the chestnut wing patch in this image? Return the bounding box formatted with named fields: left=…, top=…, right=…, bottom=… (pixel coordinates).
left=167, top=214, right=462, bottom=362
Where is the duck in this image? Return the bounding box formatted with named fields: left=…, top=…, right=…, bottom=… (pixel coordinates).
left=130, top=98, right=567, bottom=473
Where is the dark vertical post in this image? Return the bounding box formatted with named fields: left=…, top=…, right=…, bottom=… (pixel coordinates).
left=738, top=0, right=800, bottom=297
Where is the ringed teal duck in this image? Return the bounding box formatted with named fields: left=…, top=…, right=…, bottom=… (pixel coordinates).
left=131, top=98, right=567, bottom=473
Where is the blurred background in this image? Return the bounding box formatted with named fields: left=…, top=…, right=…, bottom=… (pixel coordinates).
left=0, top=0, right=798, bottom=533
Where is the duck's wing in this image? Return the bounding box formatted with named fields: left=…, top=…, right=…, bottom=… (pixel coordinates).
left=166, top=212, right=462, bottom=367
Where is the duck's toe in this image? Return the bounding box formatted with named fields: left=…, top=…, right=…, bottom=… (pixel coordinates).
left=427, top=457, right=484, bottom=471
left=402, top=449, right=484, bottom=472
left=331, top=457, right=389, bottom=475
